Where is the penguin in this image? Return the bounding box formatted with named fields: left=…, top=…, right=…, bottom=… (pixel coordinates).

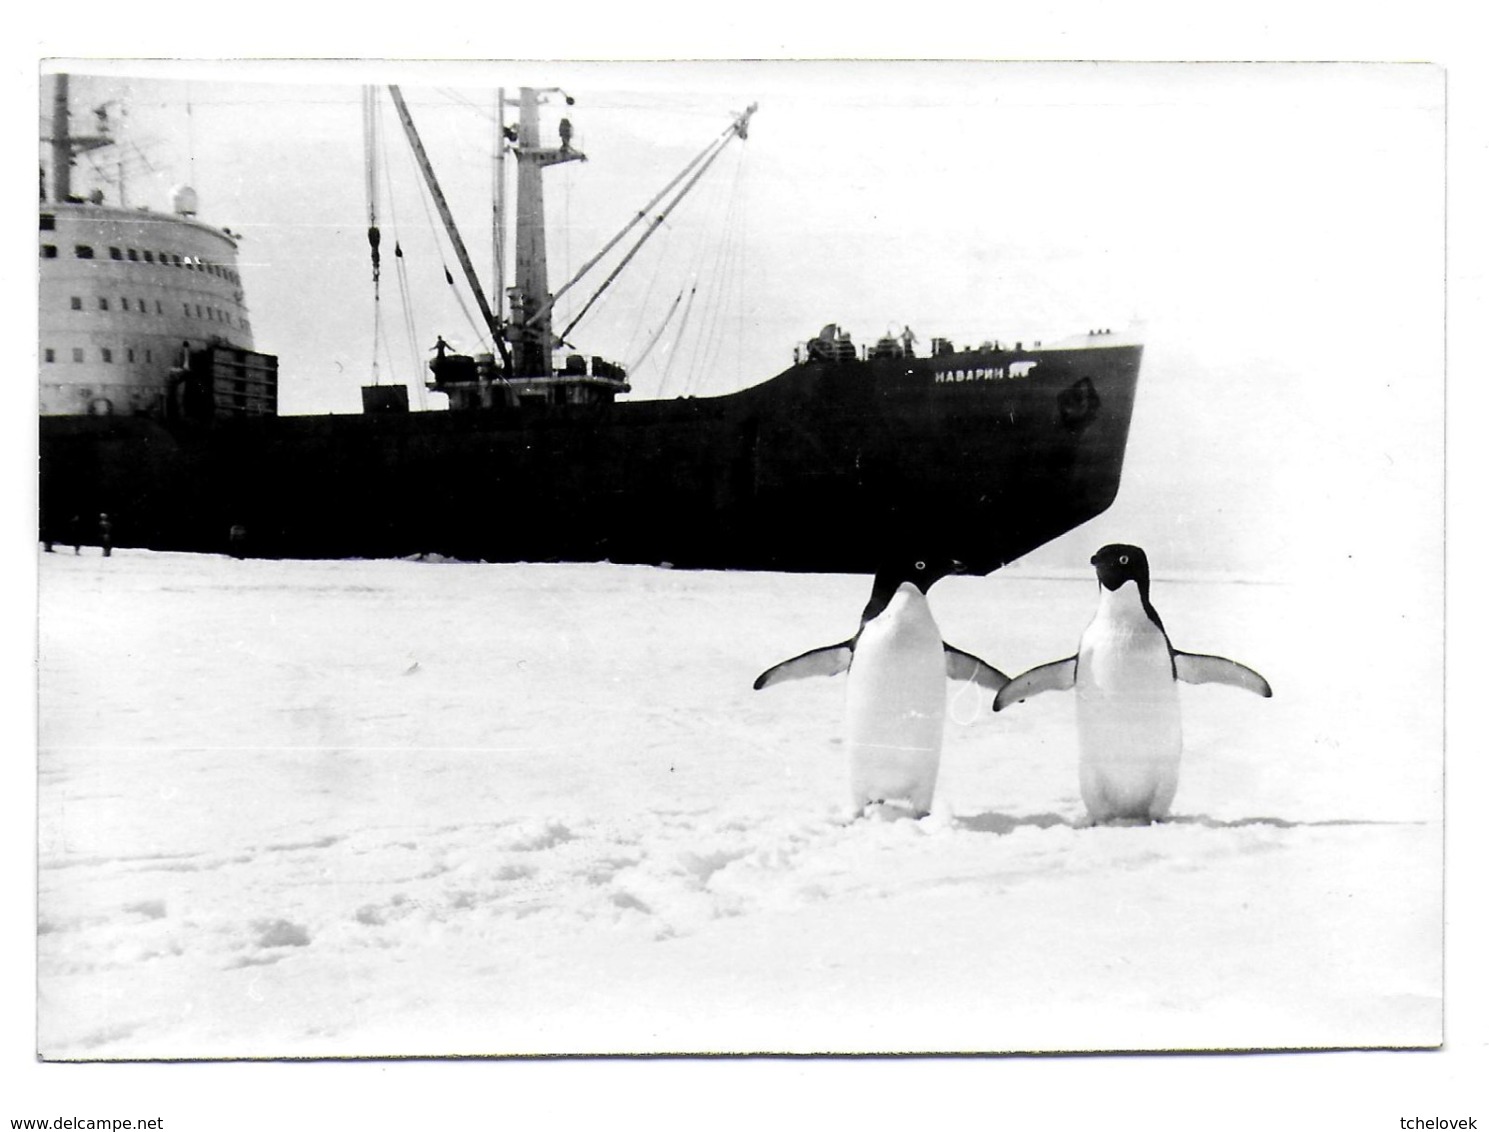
left=755, top=557, right=1008, bottom=818
left=992, top=544, right=1271, bottom=823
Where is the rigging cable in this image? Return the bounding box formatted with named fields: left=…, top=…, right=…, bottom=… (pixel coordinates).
left=557, top=136, right=727, bottom=345
left=394, top=242, right=428, bottom=408
left=556, top=107, right=753, bottom=345
left=658, top=277, right=701, bottom=397
left=699, top=148, right=750, bottom=393
left=657, top=161, right=734, bottom=395
left=688, top=160, right=742, bottom=393
left=706, top=149, right=751, bottom=391
left=363, top=85, right=384, bottom=387
left=375, top=94, right=428, bottom=409
left=185, top=81, right=196, bottom=185
left=676, top=148, right=746, bottom=396
left=400, top=117, right=492, bottom=355
left=660, top=168, right=728, bottom=396
left=630, top=285, right=690, bottom=375
left=528, top=118, right=740, bottom=336
left=611, top=217, right=675, bottom=365
left=389, top=86, right=497, bottom=360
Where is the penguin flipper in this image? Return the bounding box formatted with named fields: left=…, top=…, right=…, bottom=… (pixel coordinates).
left=992, top=657, right=1077, bottom=711
left=944, top=644, right=1010, bottom=691
left=753, top=643, right=854, bottom=690
left=1173, top=651, right=1273, bottom=697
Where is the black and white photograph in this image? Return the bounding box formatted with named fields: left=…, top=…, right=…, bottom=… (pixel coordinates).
left=13, top=36, right=1477, bottom=1130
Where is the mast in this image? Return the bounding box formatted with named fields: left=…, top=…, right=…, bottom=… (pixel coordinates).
left=417, top=84, right=750, bottom=400
left=48, top=74, right=112, bottom=203
left=493, top=87, right=507, bottom=317
left=508, top=87, right=585, bottom=378
left=50, top=74, right=73, bottom=201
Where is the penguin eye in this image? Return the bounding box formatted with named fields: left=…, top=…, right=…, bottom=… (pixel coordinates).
left=914, top=560, right=926, bottom=571
left=1119, top=555, right=1129, bottom=565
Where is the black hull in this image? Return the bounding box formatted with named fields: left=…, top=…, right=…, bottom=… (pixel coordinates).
left=39, top=344, right=1142, bottom=575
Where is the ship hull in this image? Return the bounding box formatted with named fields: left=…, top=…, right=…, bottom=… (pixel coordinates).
left=39, top=343, right=1141, bottom=575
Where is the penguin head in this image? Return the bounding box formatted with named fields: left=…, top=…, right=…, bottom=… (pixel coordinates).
left=862, top=554, right=964, bottom=622
left=1090, top=543, right=1150, bottom=593
left=877, top=554, right=965, bottom=595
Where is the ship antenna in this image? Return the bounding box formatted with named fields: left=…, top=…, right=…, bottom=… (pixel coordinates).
left=186, top=82, right=196, bottom=185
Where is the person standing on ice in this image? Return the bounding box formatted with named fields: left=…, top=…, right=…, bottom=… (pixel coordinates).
left=97, top=513, right=113, bottom=557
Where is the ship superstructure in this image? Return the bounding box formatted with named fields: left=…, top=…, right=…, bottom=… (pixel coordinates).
left=39, top=74, right=271, bottom=419
left=394, top=83, right=754, bottom=413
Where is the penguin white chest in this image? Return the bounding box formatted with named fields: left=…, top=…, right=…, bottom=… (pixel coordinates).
left=1075, top=584, right=1183, bottom=821
left=844, top=584, right=946, bottom=814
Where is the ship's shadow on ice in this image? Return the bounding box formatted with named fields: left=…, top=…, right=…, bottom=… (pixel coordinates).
left=1163, top=815, right=1430, bottom=830
left=950, top=813, right=1426, bottom=835
left=952, top=812, right=1075, bottom=836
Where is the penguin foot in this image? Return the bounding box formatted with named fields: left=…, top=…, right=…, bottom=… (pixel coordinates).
left=858, top=800, right=930, bottom=822
left=1091, top=815, right=1160, bottom=828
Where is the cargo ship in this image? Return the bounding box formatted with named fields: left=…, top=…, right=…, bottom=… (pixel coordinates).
left=38, top=73, right=1142, bottom=575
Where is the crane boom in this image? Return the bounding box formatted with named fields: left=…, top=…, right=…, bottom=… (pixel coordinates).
left=387, top=85, right=511, bottom=369
left=558, top=103, right=756, bottom=344
left=524, top=108, right=750, bottom=331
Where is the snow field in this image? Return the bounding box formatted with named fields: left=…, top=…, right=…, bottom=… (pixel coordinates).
left=37, top=550, right=1440, bottom=1057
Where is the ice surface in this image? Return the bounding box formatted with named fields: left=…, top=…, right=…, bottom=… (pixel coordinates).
left=36, top=550, right=1441, bottom=1058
